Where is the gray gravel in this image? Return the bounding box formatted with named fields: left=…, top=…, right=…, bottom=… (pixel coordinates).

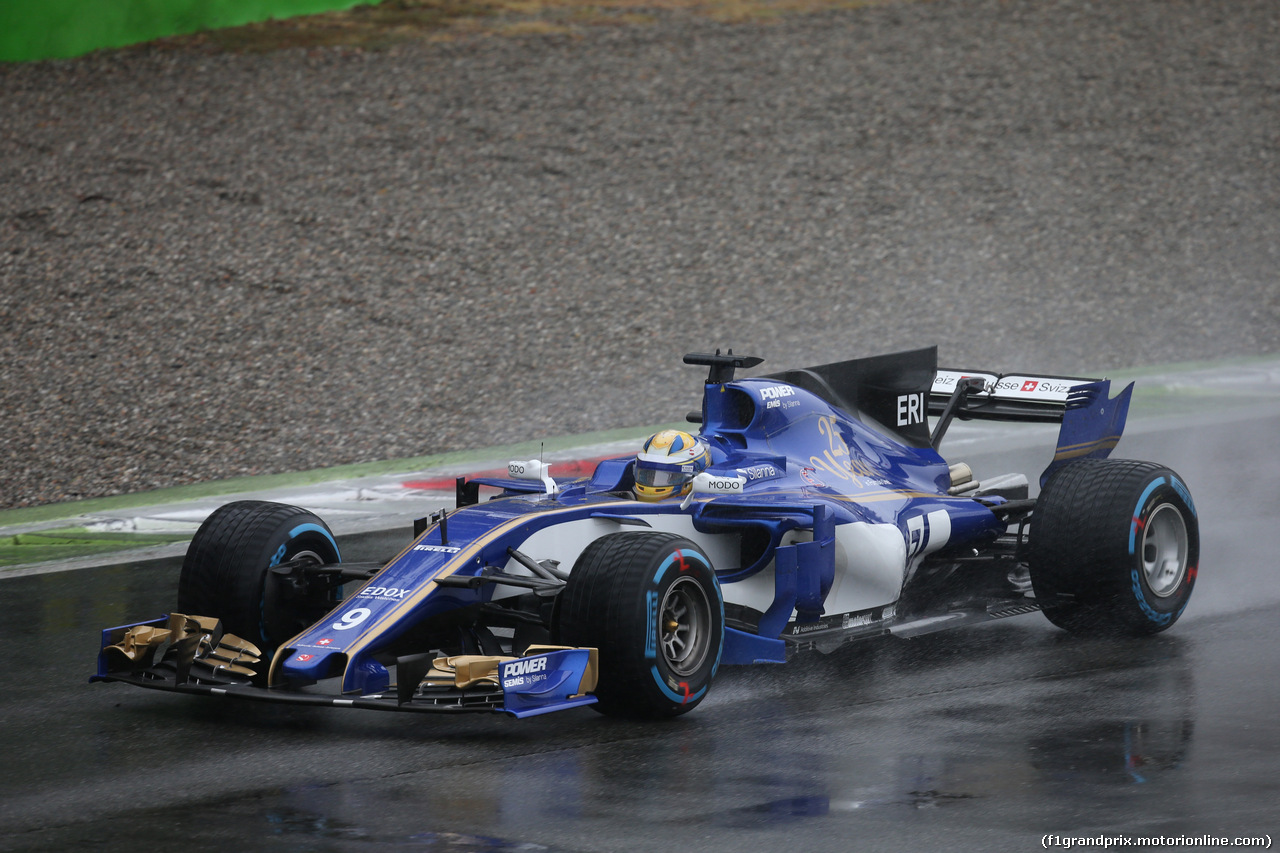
left=2, top=0, right=1277, bottom=509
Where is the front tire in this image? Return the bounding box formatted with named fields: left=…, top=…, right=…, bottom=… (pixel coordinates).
left=556, top=532, right=724, bottom=718
left=178, top=501, right=342, bottom=651
left=1029, top=459, right=1199, bottom=635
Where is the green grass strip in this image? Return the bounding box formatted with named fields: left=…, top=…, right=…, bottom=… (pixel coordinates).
left=1, top=0, right=383, bottom=62
left=0, top=529, right=191, bottom=568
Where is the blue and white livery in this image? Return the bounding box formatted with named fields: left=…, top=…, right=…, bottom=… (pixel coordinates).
left=95, top=348, right=1199, bottom=720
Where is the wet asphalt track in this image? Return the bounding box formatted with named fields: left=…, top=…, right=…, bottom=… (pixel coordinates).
left=3, top=0, right=1279, bottom=509
left=2, top=397, right=1278, bottom=852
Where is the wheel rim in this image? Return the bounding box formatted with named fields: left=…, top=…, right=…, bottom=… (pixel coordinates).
left=660, top=576, right=712, bottom=677
left=1141, top=503, right=1189, bottom=598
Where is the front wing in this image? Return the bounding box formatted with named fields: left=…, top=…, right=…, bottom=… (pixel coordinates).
left=92, top=614, right=599, bottom=719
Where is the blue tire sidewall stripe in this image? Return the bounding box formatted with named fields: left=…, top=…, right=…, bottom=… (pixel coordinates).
left=289, top=522, right=342, bottom=562
left=1127, top=474, right=1197, bottom=624
left=1170, top=474, right=1197, bottom=517
left=651, top=664, right=709, bottom=704
left=1129, top=477, right=1166, bottom=556
left=649, top=546, right=725, bottom=695
left=652, top=549, right=710, bottom=585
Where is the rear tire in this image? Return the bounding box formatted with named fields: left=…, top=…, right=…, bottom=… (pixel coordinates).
left=1029, top=459, right=1198, bottom=635
left=556, top=532, right=724, bottom=718
left=178, top=501, right=342, bottom=651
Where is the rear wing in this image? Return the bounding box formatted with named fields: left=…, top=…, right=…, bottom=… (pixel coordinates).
left=930, top=367, right=1135, bottom=485
left=929, top=369, right=1100, bottom=424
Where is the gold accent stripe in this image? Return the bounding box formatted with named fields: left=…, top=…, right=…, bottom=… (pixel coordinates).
left=268, top=528, right=433, bottom=685
left=702, top=485, right=947, bottom=506
left=329, top=499, right=635, bottom=691
left=1053, top=435, right=1121, bottom=461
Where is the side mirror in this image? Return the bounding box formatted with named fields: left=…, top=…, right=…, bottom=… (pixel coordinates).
left=681, top=471, right=747, bottom=509
left=508, top=460, right=558, bottom=497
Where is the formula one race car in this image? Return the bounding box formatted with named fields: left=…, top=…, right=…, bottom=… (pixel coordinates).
left=94, top=348, right=1199, bottom=719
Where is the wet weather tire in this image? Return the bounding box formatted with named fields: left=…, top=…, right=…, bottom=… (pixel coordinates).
left=178, top=501, right=342, bottom=651
left=1029, top=459, right=1199, bottom=635
left=556, top=532, right=724, bottom=719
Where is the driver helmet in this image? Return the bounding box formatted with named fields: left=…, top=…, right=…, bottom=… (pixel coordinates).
left=634, top=429, right=710, bottom=502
